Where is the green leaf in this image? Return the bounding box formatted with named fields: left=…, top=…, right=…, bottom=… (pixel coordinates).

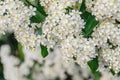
left=23, top=0, right=47, bottom=23
left=65, top=7, right=73, bottom=14
left=35, top=1, right=47, bottom=16
left=93, top=71, right=102, bottom=80
left=30, top=0, right=39, bottom=7
left=79, top=0, right=99, bottom=38
left=22, top=0, right=32, bottom=6
left=88, top=57, right=102, bottom=80
left=0, top=34, right=8, bottom=46
left=88, top=57, right=99, bottom=72
left=40, top=44, right=48, bottom=58
left=0, top=33, right=18, bottom=55
left=79, top=0, right=86, bottom=12
left=30, top=11, right=46, bottom=23
left=18, top=43, right=24, bottom=62
left=115, top=20, right=120, bottom=24
left=80, top=11, right=91, bottom=21
left=35, top=28, right=42, bottom=35
left=110, top=69, right=115, bottom=75
left=81, top=11, right=99, bottom=38
left=0, top=62, right=4, bottom=80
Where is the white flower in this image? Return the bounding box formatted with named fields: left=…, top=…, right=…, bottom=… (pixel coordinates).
left=86, top=0, right=120, bottom=21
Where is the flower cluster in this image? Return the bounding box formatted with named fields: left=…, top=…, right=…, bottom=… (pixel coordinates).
left=92, top=20, right=120, bottom=73
left=92, top=20, right=120, bottom=46
left=0, top=0, right=120, bottom=75
left=85, top=0, right=120, bottom=73
left=86, top=0, right=120, bottom=21
left=39, top=0, right=98, bottom=67
left=0, top=0, right=42, bottom=50
left=40, top=0, right=82, bottom=13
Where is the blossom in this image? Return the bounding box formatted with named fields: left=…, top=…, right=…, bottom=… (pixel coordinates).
left=86, top=0, right=120, bottom=21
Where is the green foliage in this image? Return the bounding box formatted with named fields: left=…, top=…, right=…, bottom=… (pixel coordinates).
left=40, top=44, right=48, bottom=58
left=110, top=69, right=115, bottom=75
left=18, top=43, right=24, bottom=63
left=23, top=0, right=47, bottom=23
left=35, top=27, right=42, bottom=35
left=30, top=0, right=47, bottom=23
left=0, top=33, right=25, bottom=64
left=88, top=57, right=99, bottom=71
left=79, top=0, right=99, bottom=38
left=65, top=7, right=73, bottom=14
left=0, top=62, right=4, bottom=80
left=30, top=10, right=46, bottom=23
left=0, top=33, right=18, bottom=55
left=22, top=0, right=31, bottom=6
left=88, top=57, right=102, bottom=80
left=79, top=0, right=86, bottom=12
left=82, top=11, right=99, bottom=38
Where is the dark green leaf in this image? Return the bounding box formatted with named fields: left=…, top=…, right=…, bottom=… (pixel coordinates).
left=79, top=0, right=86, bottom=12
left=81, top=11, right=99, bottom=38
left=40, top=44, right=48, bottom=58
left=115, top=20, right=120, bottom=24
left=30, top=11, right=46, bottom=23
left=79, top=0, right=99, bottom=38
left=110, top=69, right=115, bottom=75
left=0, top=61, right=4, bottom=80
left=93, top=71, right=102, bottom=80
left=8, top=33, right=18, bottom=55
left=0, top=34, right=8, bottom=46
left=22, top=0, right=32, bottom=6
left=35, top=28, right=42, bottom=35
left=65, top=7, right=73, bottom=14
left=35, top=1, right=47, bottom=16
left=80, top=11, right=91, bottom=21
left=88, top=57, right=99, bottom=72
left=88, top=57, right=102, bottom=80
left=23, top=0, right=47, bottom=23
left=18, top=43, right=24, bottom=62
left=0, top=33, right=18, bottom=55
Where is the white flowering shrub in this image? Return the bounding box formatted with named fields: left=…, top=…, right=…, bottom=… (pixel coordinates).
left=0, top=0, right=120, bottom=80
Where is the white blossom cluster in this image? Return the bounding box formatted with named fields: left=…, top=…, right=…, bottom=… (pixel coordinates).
left=0, top=0, right=40, bottom=50
left=0, top=0, right=120, bottom=74
left=39, top=0, right=98, bottom=66
left=92, top=20, right=120, bottom=46
left=86, top=0, right=120, bottom=21
left=41, top=10, right=85, bottom=48
left=92, top=20, right=120, bottom=73
left=15, top=23, right=42, bottom=50
left=85, top=0, right=120, bottom=73
left=61, top=35, right=97, bottom=66
left=101, top=45, right=120, bottom=73
left=40, top=0, right=82, bottom=13
left=98, top=63, right=120, bottom=80
left=0, top=0, right=95, bottom=67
